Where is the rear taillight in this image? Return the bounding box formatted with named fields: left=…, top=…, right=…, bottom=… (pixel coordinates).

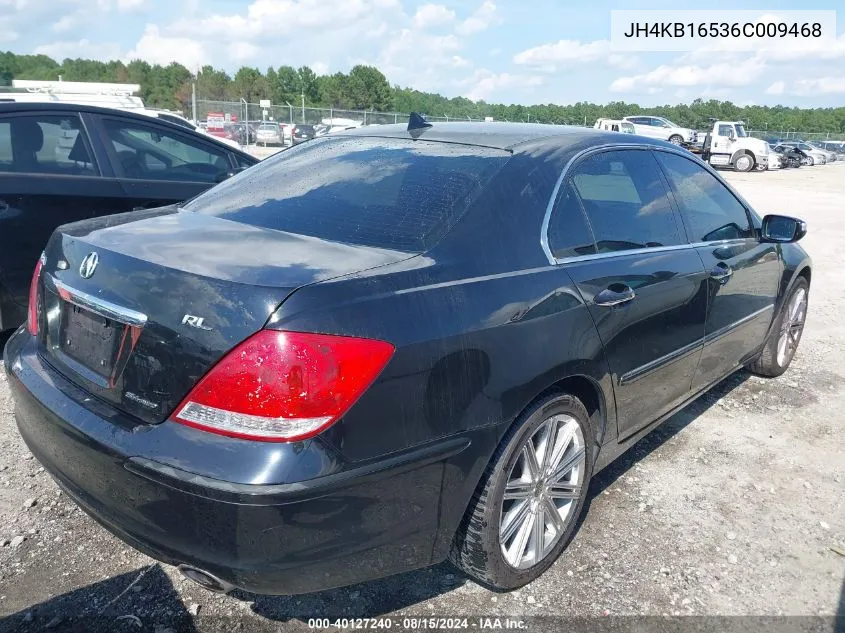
left=26, top=254, right=45, bottom=336
left=171, top=330, right=394, bottom=442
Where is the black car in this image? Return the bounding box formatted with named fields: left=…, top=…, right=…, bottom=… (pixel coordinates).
left=4, top=122, right=811, bottom=596
left=772, top=144, right=804, bottom=168
left=291, top=123, right=316, bottom=145
left=0, top=102, right=259, bottom=331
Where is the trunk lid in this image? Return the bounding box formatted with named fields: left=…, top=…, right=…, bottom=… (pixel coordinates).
left=37, top=207, right=412, bottom=424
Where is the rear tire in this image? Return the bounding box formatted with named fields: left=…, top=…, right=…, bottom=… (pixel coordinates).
left=750, top=278, right=808, bottom=378
left=449, top=393, right=593, bottom=590
left=668, top=135, right=684, bottom=145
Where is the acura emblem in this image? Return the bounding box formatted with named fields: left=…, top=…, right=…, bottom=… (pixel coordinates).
left=79, top=252, right=99, bottom=279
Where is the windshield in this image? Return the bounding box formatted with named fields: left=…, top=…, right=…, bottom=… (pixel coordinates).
left=183, top=136, right=510, bottom=252
left=798, top=143, right=813, bottom=151
left=735, top=125, right=748, bottom=138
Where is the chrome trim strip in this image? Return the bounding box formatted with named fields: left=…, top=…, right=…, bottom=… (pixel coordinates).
left=703, top=304, right=774, bottom=345
left=620, top=337, right=703, bottom=386
left=47, top=275, right=148, bottom=327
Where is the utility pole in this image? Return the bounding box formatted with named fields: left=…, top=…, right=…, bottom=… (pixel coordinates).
left=301, top=92, right=305, bottom=123
left=191, top=82, right=197, bottom=123
left=285, top=101, right=293, bottom=124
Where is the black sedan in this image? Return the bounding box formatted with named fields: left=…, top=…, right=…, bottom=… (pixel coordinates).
left=0, top=102, right=258, bottom=332
left=4, top=121, right=811, bottom=595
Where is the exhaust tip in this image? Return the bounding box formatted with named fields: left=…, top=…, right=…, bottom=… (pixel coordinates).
left=178, top=565, right=233, bottom=594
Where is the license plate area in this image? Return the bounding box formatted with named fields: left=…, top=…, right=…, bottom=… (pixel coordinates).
left=59, top=304, right=122, bottom=379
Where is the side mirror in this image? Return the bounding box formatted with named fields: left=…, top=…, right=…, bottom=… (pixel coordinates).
left=728, top=131, right=735, bottom=141
left=761, top=214, right=807, bottom=243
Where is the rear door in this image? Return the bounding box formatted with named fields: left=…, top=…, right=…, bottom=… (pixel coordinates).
left=655, top=152, right=781, bottom=390
left=0, top=111, right=125, bottom=326
left=92, top=114, right=236, bottom=210
left=556, top=149, right=709, bottom=440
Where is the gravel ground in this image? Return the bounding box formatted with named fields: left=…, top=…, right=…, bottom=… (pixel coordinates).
left=0, top=164, right=843, bottom=632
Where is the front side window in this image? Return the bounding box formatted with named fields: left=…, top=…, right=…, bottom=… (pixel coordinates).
left=0, top=114, right=96, bottom=175
left=102, top=118, right=230, bottom=183
left=656, top=152, right=752, bottom=242
left=569, top=150, right=682, bottom=253
left=717, top=125, right=734, bottom=137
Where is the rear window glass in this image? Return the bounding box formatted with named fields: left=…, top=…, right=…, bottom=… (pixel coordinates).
left=183, top=136, right=510, bottom=252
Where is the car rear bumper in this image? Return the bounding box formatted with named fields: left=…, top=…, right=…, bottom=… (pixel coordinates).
left=4, top=330, right=471, bottom=595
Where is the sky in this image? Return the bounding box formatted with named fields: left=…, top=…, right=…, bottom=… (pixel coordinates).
left=1, top=0, right=844, bottom=107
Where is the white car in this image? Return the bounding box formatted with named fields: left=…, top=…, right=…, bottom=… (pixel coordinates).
left=622, top=116, right=697, bottom=145
left=255, top=122, right=282, bottom=145
left=766, top=145, right=784, bottom=170
left=807, top=142, right=837, bottom=163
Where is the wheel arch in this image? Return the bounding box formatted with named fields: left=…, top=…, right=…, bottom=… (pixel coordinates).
left=731, top=149, right=756, bottom=167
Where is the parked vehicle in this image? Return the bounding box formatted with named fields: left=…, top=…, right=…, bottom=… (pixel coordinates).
left=766, top=145, right=785, bottom=169
left=593, top=118, right=635, bottom=134
left=700, top=120, right=770, bottom=172
left=5, top=122, right=811, bottom=597
left=807, top=141, right=836, bottom=163
left=0, top=102, right=258, bottom=331
left=781, top=142, right=827, bottom=166
left=622, top=116, right=697, bottom=146
left=255, top=122, right=282, bottom=145
left=291, top=124, right=316, bottom=145
left=772, top=144, right=804, bottom=168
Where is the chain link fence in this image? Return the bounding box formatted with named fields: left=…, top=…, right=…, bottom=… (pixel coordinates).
left=189, top=99, right=845, bottom=142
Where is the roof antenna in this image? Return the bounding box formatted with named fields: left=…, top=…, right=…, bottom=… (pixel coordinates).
left=407, top=112, right=432, bottom=138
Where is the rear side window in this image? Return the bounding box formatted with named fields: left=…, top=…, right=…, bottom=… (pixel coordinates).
left=570, top=150, right=682, bottom=253
left=0, top=114, right=96, bottom=175
left=184, top=137, right=510, bottom=252
left=656, top=152, right=753, bottom=242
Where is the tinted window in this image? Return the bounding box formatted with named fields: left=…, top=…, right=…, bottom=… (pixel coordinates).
left=547, top=181, right=596, bottom=259
left=0, top=114, right=96, bottom=175
left=102, top=118, right=230, bottom=183
left=656, top=152, right=752, bottom=242
left=570, top=150, right=682, bottom=253
left=183, top=137, right=510, bottom=252
left=717, top=125, right=734, bottom=137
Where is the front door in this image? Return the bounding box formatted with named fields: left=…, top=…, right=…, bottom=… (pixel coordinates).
left=558, top=149, right=709, bottom=440
left=94, top=115, right=235, bottom=209
left=655, top=152, right=781, bottom=390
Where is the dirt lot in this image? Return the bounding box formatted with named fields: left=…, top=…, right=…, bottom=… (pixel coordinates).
left=0, top=163, right=843, bottom=632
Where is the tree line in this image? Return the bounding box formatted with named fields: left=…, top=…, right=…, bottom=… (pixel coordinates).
left=2, top=51, right=844, bottom=133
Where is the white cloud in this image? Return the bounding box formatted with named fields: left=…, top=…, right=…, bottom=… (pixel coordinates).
left=311, top=61, right=329, bottom=75
left=461, top=69, right=544, bottom=102
left=793, top=77, right=845, bottom=95
left=514, top=39, right=611, bottom=70
left=766, top=81, right=785, bottom=95
left=455, top=0, right=499, bottom=36
left=116, top=0, right=146, bottom=10
left=34, top=38, right=122, bottom=60
left=412, top=4, right=454, bottom=29
left=451, top=55, right=471, bottom=68
left=610, top=58, right=766, bottom=93
left=52, top=14, right=79, bottom=33
left=124, top=24, right=206, bottom=70
left=228, top=42, right=259, bottom=63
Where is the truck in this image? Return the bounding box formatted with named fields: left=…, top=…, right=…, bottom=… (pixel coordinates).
left=622, top=115, right=697, bottom=146
left=594, top=118, right=635, bottom=134
left=699, top=120, right=770, bottom=172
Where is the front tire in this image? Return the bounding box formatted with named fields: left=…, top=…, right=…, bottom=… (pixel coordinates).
left=750, top=278, right=808, bottom=377
left=449, top=393, right=593, bottom=590
left=734, top=153, right=754, bottom=172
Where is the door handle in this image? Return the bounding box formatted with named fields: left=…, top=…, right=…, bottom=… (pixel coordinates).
left=710, top=263, right=733, bottom=282
left=594, top=285, right=636, bottom=307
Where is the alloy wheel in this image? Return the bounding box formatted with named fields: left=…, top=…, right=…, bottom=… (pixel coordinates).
left=499, top=414, right=585, bottom=570
left=777, top=288, right=807, bottom=366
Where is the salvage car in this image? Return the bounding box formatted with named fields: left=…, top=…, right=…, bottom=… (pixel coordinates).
left=0, top=102, right=258, bottom=332
left=782, top=141, right=827, bottom=165
left=772, top=144, right=804, bottom=168
left=5, top=121, right=811, bottom=596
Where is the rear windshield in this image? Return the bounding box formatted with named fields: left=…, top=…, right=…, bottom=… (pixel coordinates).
left=183, top=136, right=510, bottom=252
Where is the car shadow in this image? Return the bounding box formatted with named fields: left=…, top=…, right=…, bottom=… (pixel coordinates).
left=0, top=564, right=199, bottom=633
